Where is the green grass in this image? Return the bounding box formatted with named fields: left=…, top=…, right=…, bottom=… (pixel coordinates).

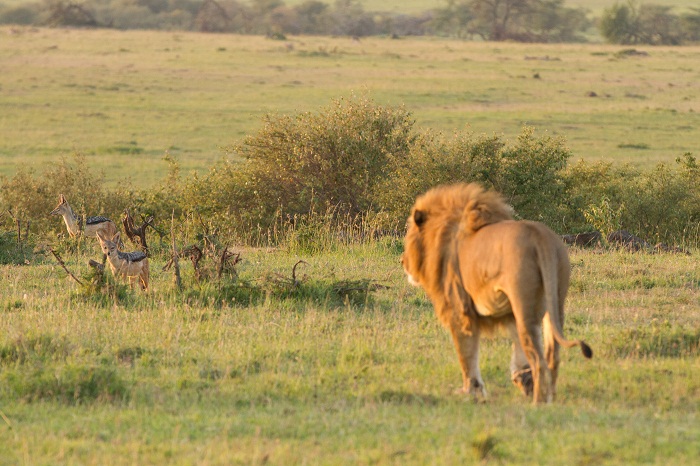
left=2, top=27, right=700, bottom=188
left=0, top=237, right=698, bottom=464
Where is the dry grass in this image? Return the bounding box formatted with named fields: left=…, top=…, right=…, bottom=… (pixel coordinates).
left=2, top=27, right=700, bottom=188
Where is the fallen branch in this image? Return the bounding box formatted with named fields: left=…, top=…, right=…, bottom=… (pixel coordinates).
left=88, top=259, right=105, bottom=273
left=50, top=247, right=84, bottom=286
left=264, top=260, right=308, bottom=289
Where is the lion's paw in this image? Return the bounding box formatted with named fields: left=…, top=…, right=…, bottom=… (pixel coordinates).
left=511, top=368, right=534, bottom=397
left=455, top=379, right=488, bottom=402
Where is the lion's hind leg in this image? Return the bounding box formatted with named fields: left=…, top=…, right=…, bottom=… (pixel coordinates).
left=542, top=313, right=561, bottom=399
left=508, top=322, right=533, bottom=397
left=515, top=317, right=553, bottom=404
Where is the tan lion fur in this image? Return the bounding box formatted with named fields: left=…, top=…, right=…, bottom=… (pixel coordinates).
left=402, top=183, right=592, bottom=404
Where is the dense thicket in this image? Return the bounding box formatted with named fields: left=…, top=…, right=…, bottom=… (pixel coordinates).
left=1, top=96, right=698, bottom=254
left=2, top=0, right=697, bottom=44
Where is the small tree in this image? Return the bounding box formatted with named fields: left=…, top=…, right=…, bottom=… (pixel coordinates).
left=431, top=0, right=473, bottom=38
left=599, top=1, right=640, bottom=44
left=680, top=8, right=700, bottom=42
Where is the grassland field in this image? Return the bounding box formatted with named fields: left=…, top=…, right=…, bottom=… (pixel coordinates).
left=1, top=26, right=700, bottom=188
left=0, top=238, right=698, bottom=464
left=0, top=23, right=699, bottom=465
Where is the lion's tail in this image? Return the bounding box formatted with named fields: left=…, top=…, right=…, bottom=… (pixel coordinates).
left=537, top=230, right=593, bottom=360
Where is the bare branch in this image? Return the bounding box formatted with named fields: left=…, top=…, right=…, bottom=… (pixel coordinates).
left=170, top=210, right=182, bottom=291
left=122, top=209, right=153, bottom=254
left=50, top=247, right=84, bottom=286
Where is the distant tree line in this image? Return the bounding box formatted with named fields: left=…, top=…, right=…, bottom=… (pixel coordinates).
left=0, top=0, right=698, bottom=44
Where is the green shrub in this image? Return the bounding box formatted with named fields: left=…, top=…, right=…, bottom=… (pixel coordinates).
left=583, top=195, right=625, bottom=242
left=216, top=98, right=414, bottom=225
left=0, top=153, right=123, bottom=237
left=378, top=126, right=571, bottom=229
left=563, top=154, right=700, bottom=245
left=561, top=160, right=634, bottom=232
left=1, top=99, right=697, bottom=249
left=620, top=154, right=700, bottom=245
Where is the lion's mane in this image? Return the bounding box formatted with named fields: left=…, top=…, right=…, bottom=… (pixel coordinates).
left=403, top=183, right=512, bottom=331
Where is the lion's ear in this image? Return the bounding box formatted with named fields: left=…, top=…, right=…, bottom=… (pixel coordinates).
left=465, top=201, right=492, bottom=233
left=413, top=209, right=427, bottom=227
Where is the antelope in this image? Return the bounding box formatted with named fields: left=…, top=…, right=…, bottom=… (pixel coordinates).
left=50, top=194, right=118, bottom=240
left=96, top=232, right=149, bottom=291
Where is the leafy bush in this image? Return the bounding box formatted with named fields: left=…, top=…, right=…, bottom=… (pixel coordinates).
left=378, top=127, right=571, bottom=229
left=564, top=154, right=700, bottom=245
left=186, top=95, right=415, bottom=238
left=600, top=1, right=684, bottom=45
left=583, top=195, right=625, bottom=242
left=0, top=153, right=122, bottom=237
left=561, top=160, right=634, bottom=232
left=0, top=98, right=698, bottom=250
left=620, top=154, right=700, bottom=244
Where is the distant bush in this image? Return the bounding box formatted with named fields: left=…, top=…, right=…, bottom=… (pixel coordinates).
left=0, top=5, right=38, bottom=24
left=0, top=0, right=595, bottom=42
left=599, top=1, right=690, bottom=45
left=621, top=154, right=700, bottom=244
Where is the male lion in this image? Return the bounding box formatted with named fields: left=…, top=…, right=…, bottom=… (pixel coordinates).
left=402, top=183, right=592, bottom=404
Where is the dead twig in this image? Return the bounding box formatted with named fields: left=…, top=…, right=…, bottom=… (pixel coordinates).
left=217, top=245, right=242, bottom=280
left=50, top=247, right=84, bottom=286
left=123, top=209, right=154, bottom=254
left=170, top=210, right=182, bottom=291
left=0, top=407, right=12, bottom=430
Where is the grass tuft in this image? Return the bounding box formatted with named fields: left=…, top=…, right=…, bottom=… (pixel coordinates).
left=610, top=325, right=700, bottom=358
left=471, top=431, right=500, bottom=462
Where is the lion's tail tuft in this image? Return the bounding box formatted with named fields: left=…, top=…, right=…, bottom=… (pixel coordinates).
left=580, top=341, right=593, bottom=359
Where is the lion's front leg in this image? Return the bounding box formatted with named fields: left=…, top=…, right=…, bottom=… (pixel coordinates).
left=449, top=325, right=486, bottom=401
